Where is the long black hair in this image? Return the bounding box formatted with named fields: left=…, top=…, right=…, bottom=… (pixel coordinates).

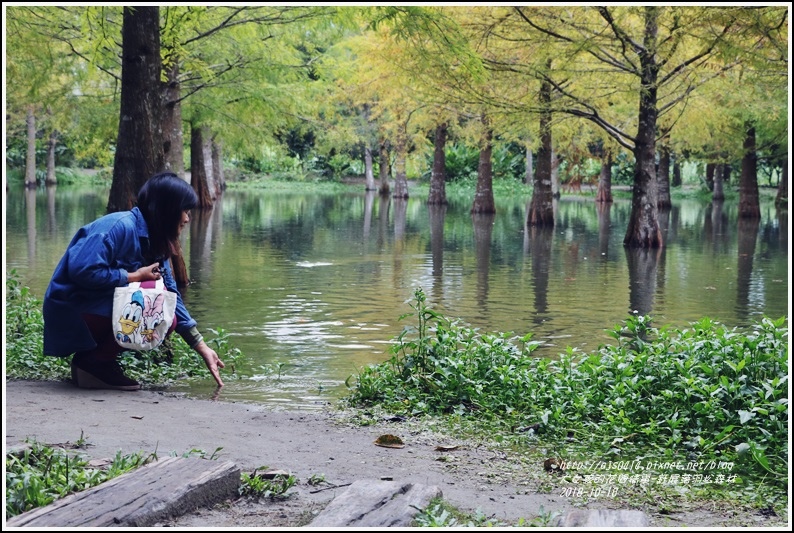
left=136, top=172, right=197, bottom=261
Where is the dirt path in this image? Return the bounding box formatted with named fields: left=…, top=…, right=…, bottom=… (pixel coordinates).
left=4, top=380, right=786, bottom=528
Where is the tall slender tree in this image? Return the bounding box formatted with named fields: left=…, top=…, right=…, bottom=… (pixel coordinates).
left=107, top=6, right=164, bottom=212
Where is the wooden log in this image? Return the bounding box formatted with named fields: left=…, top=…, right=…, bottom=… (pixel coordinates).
left=555, top=509, right=650, bottom=527
left=6, top=457, right=240, bottom=527
left=308, top=479, right=442, bottom=527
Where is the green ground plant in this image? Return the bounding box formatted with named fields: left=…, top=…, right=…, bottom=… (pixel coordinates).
left=239, top=467, right=298, bottom=499
left=5, top=438, right=153, bottom=517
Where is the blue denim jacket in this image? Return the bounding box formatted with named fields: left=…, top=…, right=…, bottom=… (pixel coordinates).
left=43, top=207, right=196, bottom=357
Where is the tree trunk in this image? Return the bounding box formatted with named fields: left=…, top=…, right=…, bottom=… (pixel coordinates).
left=162, top=61, right=184, bottom=178
left=25, top=105, right=37, bottom=188
left=775, top=156, right=788, bottom=209
left=550, top=149, right=560, bottom=199
left=705, top=163, right=715, bottom=192
left=657, top=143, right=671, bottom=208
left=738, top=124, right=761, bottom=219
left=108, top=6, right=164, bottom=213
left=378, top=136, right=391, bottom=196
left=623, top=7, right=662, bottom=248
left=471, top=120, right=495, bottom=214
left=202, top=133, right=217, bottom=201
left=45, top=129, right=58, bottom=185
left=527, top=74, right=555, bottom=227
left=364, top=145, right=376, bottom=191
left=392, top=132, right=409, bottom=199
left=596, top=152, right=613, bottom=204
left=190, top=124, right=214, bottom=208
left=428, top=122, right=448, bottom=205
left=671, top=153, right=682, bottom=187
left=525, top=144, right=534, bottom=186
left=211, top=138, right=226, bottom=192
left=712, top=163, right=725, bottom=201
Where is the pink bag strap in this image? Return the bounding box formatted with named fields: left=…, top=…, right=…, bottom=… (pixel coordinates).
left=130, top=279, right=166, bottom=290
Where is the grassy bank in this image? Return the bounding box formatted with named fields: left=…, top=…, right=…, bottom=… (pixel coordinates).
left=342, top=288, right=788, bottom=515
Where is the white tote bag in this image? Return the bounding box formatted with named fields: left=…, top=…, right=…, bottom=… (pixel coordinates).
left=112, top=279, right=177, bottom=351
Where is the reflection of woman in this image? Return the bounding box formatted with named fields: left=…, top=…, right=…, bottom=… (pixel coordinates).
left=43, top=173, right=225, bottom=391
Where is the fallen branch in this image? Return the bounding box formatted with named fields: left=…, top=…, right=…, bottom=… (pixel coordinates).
left=309, top=482, right=352, bottom=494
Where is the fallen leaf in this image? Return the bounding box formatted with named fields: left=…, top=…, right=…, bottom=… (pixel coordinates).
left=544, top=457, right=565, bottom=474
left=131, top=416, right=144, bottom=420
left=374, top=434, right=405, bottom=449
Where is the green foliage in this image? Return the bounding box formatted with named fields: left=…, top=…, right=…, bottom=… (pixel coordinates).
left=4, top=270, right=68, bottom=381
left=413, top=498, right=541, bottom=527
left=439, top=142, right=478, bottom=182
left=239, top=467, right=298, bottom=499
left=4, top=271, right=250, bottom=386
left=611, top=151, right=635, bottom=185
left=345, top=288, right=789, bottom=496
left=491, top=142, right=527, bottom=181
left=6, top=438, right=152, bottom=517
left=423, top=141, right=527, bottom=183
left=415, top=502, right=559, bottom=528
left=307, top=473, right=326, bottom=486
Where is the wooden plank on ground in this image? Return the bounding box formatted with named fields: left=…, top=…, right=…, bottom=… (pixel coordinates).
left=308, top=479, right=441, bottom=528
left=6, top=456, right=240, bottom=527
left=555, top=509, right=651, bottom=527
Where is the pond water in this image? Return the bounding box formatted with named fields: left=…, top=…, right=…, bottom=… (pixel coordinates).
left=4, top=183, right=789, bottom=409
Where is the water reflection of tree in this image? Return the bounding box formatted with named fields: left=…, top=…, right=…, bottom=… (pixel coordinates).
left=363, top=190, right=376, bottom=240
left=25, top=188, right=36, bottom=265
left=524, top=217, right=553, bottom=326
left=392, top=197, right=407, bottom=284
left=777, top=209, right=787, bottom=255
left=46, top=185, right=57, bottom=236
left=597, top=201, right=611, bottom=259
left=736, top=217, right=760, bottom=317
left=472, top=213, right=494, bottom=310
left=377, top=195, right=390, bottom=250
left=188, top=200, right=223, bottom=284
left=625, top=247, right=661, bottom=317
left=703, top=199, right=730, bottom=253
left=393, top=197, right=407, bottom=241
left=428, top=204, right=446, bottom=301
left=656, top=208, right=670, bottom=304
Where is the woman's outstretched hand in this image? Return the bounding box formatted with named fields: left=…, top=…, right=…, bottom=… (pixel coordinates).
left=194, top=341, right=225, bottom=388
left=129, top=263, right=162, bottom=283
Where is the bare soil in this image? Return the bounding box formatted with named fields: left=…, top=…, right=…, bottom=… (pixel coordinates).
left=4, top=380, right=788, bottom=528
